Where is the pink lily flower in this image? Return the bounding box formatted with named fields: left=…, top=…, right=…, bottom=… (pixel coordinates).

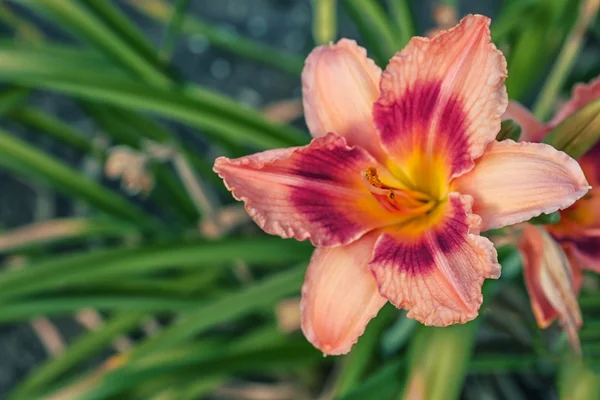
left=214, top=15, right=590, bottom=355
left=506, top=76, right=600, bottom=353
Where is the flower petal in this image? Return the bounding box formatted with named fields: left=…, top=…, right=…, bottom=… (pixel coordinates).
left=548, top=76, right=600, bottom=129
left=370, top=193, right=500, bottom=326
left=519, top=225, right=582, bottom=354
left=454, top=140, right=590, bottom=231
left=502, top=101, right=546, bottom=142
left=302, top=39, right=384, bottom=159
left=214, top=133, right=403, bottom=247
left=301, top=232, right=386, bottom=355
left=373, top=14, right=507, bottom=185
left=561, top=236, right=600, bottom=273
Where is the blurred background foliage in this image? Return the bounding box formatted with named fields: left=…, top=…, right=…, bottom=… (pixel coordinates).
left=0, top=0, right=598, bottom=399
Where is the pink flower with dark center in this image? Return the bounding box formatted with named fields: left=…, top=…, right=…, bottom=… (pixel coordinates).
left=215, top=15, right=589, bottom=355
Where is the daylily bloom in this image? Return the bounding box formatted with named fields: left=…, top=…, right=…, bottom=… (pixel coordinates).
left=506, top=76, right=600, bottom=352
left=214, top=15, right=589, bottom=355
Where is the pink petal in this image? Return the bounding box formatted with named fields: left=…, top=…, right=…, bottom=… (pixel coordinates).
left=454, top=140, right=590, bottom=231
left=373, top=14, right=507, bottom=184
left=214, top=133, right=404, bottom=247
left=301, top=232, right=386, bottom=355
left=548, top=76, right=600, bottom=129
left=561, top=236, right=600, bottom=274
left=370, top=193, right=500, bottom=326
left=519, top=225, right=582, bottom=354
left=302, top=39, right=385, bottom=159
left=502, top=101, right=546, bottom=142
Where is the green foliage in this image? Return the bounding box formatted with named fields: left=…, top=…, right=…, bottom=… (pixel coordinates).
left=0, top=1, right=597, bottom=399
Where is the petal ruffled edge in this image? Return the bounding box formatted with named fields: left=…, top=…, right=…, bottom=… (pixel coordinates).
left=519, top=225, right=582, bottom=354
left=214, top=133, right=402, bottom=247
left=454, top=140, right=590, bottom=231
left=301, top=232, right=386, bottom=355
left=302, top=39, right=385, bottom=160
left=370, top=193, right=500, bottom=326
left=373, top=14, right=508, bottom=183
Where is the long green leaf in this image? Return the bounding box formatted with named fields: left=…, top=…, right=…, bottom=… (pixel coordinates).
left=0, top=296, right=197, bottom=322
left=17, top=0, right=171, bottom=86
left=127, top=264, right=308, bottom=357
left=342, top=0, right=397, bottom=66
left=0, top=238, right=312, bottom=302
left=0, top=46, right=307, bottom=149
left=0, top=129, right=157, bottom=228
left=126, top=0, right=304, bottom=75
left=7, top=312, right=145, bottom=400
left=331, top=305, right=397, bottom=397
left=83, top=0, right=171, bottom=73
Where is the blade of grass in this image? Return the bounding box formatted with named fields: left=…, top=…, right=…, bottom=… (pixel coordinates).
left=0, top=296, right=199, bottom=321
left=0, top=86, right=30, bottom=115
left=8, top=107, right=97, bottom=155
left=0, top=237, right=312, bottom=302
left=81, top=102, right=200, bottom=223
left=81, top=340, right=320, bottom=400
left=337, top=359, right=404, bottom=400
left=0, top=129, right=158, bottom=229
left=0, top=3, right=43, bottom=41
left=0, top=217, right=138, bottom=254
left=7, top=312, right=145, bottom=400
left=108, top=107, right=220, bottom=187
left=126, top=0, right=304, bottom=75
left=0, top=46, right=307, bottom=149
left=330, top=305, right=397, bottom=397
left=342, top=0, right=397, bottom=66
left=386, top=0, right=415, bottom=49
left=83, top=0, right=172, bottom=74
left=158, top=0, right=192, bottom=61
left=126, top=263, right=308, bottom=358
left=10, top=266, right=223, bottom=399
left=16, top=0, right=171, bottom=87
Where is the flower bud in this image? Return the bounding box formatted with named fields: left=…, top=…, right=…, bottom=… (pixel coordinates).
left=543, top=98, right=600, bottom=159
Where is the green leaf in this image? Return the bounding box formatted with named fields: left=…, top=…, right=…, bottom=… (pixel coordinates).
left=81, top=339, right=321, bottom=400
left=0, top=296, right=197, bottom=322
left=8, top=107, right=96, bottom=155
left=158, top=0, right=192, bottom=60
left=491, top=0, right=542, bottom=41
left=83, top=0, right=172, bottom=74
left=0, top=86, right=30, bottom=115
left=0, top=129, right=158, bottom=229
left=386, top=0, right=415, bottom=49
left=126, top=0, right=304, bottom=75
left=0, top=238, right=312, bottom=303
left=337, top=360, right=404, bottom=400
left=342, top=0, right=397, bottom=66
left=543, top=98, right=600, bottom=159
left=19, top=0, right=171, bottom=86
left=127, top=264, right=308, bottom=358
left=496, top=119, right=522, bottom=142
left=528, top=211, right=561, bottom=225
left=7, top=312, right=145, bottom=400
left=0, top=217, right=139, bottom=255
left=331, top=305, right=397, bottom=397
left=0, top=45, right=307, bottom=149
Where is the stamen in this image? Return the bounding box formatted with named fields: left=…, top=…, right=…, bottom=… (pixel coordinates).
left=361, top=167, right=436, bottom=215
